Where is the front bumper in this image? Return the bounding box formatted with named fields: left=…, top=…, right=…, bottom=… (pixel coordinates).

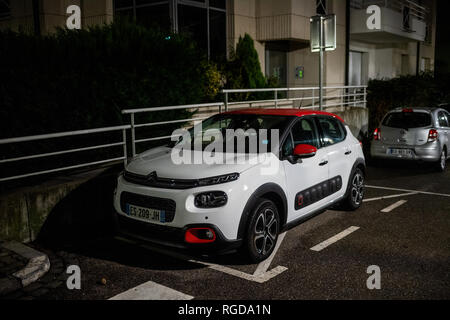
left=370, top=141, right=441, bottom=162
left=113, top=212, right=242, bottom=254
left=113, top=174, right=251, bottom=253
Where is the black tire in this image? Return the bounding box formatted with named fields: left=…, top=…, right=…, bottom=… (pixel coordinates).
left=341, top=168, right=365, bottom=211
left=244, top=198, right=280, bottom=263
left=436, top=149, right=447, bottom=172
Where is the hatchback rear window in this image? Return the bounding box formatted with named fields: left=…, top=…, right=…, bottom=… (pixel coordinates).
left=382, top=112, right=431, bottom=129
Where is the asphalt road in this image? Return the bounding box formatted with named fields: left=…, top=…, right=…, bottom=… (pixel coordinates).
left=36, top=161, right=450, bottom=300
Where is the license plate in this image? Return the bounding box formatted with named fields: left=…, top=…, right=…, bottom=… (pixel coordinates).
left=387, top=148, right=413, bottom=157
left=125, top=204, right=165, bottom=223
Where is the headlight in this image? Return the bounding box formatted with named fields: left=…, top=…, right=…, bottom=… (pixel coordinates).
left=194, top=191, right=228, bottom=208
left=197, top=173, right=239, bottom=187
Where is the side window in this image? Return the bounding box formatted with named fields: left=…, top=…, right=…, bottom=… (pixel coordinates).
left=291, top=118, right=320, bottom=148
left=281, top=118, right=319, bottom=157
left=437, top=111, right=449, bottom=127
left=317, top=116, right=346, bottom=147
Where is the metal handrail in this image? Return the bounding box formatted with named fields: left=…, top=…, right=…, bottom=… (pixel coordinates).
left=0, top=125, right=130, bottom=182
left=222, top=85, right=367, bottom=111
left=122, top=85, right=367, bottom=158
left=1, top=85, right=367, bottom=183
left=122, top=102, right=225, bottom=157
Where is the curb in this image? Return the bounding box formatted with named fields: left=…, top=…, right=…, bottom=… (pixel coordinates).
left=0, top=241, right=50, bottom=294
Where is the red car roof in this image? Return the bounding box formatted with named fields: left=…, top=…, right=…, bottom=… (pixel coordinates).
left=224, top=108, right=345, bottom=123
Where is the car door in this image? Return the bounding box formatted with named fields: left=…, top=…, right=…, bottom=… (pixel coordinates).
left=315, top=115, right=352, bottom=199
left=281, top=116, right=329, bottom=221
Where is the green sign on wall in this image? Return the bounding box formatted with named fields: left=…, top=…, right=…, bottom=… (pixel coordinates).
left=296, top=66, right=304, bottom=79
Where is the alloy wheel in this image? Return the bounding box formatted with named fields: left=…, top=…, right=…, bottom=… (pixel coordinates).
left=253, top=208, right=278, bottom=255
left=351, top=172, right=364, bottom=206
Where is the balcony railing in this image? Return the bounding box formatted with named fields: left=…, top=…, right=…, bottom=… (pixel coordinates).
left=350, top=0, right=428, bottom=21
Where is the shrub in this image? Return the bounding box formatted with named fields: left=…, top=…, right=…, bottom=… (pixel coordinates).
left=0, top=19, right=222, bottom=140
left=224, top=34, right=278, bottom=101
left=366, top=72, right=449, bottom=133
left=0, top=19, right=223, bottom=182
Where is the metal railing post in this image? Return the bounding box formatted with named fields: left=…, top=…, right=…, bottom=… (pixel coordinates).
left=122, top=128, right=128, bottom=166
left=274, top=90, right=278, bottom=108
left=131, top=113, right=136, bottom=157
left=224, top=92, right=228, bottom=112
left=364, top=86, right=367, bottom=108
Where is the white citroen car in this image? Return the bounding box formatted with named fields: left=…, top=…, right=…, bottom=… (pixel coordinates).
left=113, top=109, right=365, bottom=262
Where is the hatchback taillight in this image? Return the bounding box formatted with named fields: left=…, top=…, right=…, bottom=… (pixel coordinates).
left=373, top=128, right=381, bottom=141
left=428, top=129, right=438, bottom=142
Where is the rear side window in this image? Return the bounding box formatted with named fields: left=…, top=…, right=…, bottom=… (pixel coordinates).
left=317, top=116, right=346, bottom=146
left=382, top=112, right=431, bottom=129
left=437, top=111, right=449, bottom=127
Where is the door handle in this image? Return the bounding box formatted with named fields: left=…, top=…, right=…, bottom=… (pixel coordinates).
left=345, top=150, right=352, bottom=155
left=319, top=160, right=328, bottom=166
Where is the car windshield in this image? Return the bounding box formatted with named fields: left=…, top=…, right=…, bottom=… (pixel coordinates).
left=172, top=113, right=293, bottom=153
left=382, top=112, right=431, bottom=129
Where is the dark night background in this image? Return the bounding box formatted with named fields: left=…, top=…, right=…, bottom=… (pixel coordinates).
left=435, top=0, right=450, bottom=75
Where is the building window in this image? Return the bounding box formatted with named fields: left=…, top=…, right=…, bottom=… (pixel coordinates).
left=114, top=0, right=171, bottom=30
left=114, top=0, right=226, bottom=60
left=316, top=0, right=327, bottom=15
left=420, top=57, right=431, bottom=72
left=265, top=49, right=287, bottom=87
left=0, top=0, right=10, bottom=19
left=425, top=22, right=432, bottom=44
left=402, top=5, right=411, bottom=30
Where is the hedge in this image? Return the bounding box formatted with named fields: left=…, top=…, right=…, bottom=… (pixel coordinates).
left=366, top=72, right=450, bottom=133
left=0, top=19, right=226, bottom=182
left=0, top=19, right=221, bottom=141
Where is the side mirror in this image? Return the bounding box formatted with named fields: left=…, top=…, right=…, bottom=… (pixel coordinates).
left=287, top=144, right=317, bottom=164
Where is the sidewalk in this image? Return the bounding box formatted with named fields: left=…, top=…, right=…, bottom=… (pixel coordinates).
left=0, top=243, right=27, bottom=295
left=0, top=241, right=76, bottom=300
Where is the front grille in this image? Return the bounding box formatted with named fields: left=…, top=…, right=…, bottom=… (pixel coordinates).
left=120, top=191, right=176, bottom=223
left=117, top=214, right=184, bottom=244
left=123, top=170, right=200, bottom=189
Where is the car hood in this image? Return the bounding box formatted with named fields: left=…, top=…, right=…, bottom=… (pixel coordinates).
left=125, top=146, right=266, bottom=179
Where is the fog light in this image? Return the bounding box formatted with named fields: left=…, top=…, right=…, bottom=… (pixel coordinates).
left=194, top=191, right=228, bottom=208
left=185, top=228, right=216, bottom=243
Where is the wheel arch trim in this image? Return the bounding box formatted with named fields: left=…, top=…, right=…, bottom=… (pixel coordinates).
left=236, top=183, right=288, bottom=240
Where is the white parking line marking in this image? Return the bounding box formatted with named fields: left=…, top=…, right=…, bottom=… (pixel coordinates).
left=366, top=185, right=450, bottom=198
left=363, top=192, right=418, bottom=202
left=109, top=281, right=194, bottom=300
left=310, top=226, right=360, bottom=252
left=130, top=239, right=288, bottom=284
left=380, top=200, right=407, bottom=213
left=192, top=259, right=288, bottom=284
left=253, top=232, right=286, bottom=277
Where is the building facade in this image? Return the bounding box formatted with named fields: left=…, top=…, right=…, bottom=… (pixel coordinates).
left=0, top=0, right=436, bottom=87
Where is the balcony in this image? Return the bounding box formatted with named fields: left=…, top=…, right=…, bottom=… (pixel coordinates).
left=350, top=0, right=428, bottom=43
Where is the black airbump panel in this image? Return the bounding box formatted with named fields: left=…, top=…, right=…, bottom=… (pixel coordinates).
left=295, top=176, right=342, bottom=210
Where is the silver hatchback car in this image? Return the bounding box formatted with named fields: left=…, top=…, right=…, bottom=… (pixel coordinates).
left=370, top=107, right=450, bottom=171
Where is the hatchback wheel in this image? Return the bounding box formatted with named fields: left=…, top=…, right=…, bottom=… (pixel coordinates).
left=342, top=168, right=365, bottom=210
left=244, top=199, right=279, bottom=263
left=436, top=149, right=447, bottom=172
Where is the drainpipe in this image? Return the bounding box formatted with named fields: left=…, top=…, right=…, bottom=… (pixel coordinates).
left=416, top=41, right=421, bottom=75
left=345, top=0, right=350, bottom=86
left=32, top=0, right=40, bottom=35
